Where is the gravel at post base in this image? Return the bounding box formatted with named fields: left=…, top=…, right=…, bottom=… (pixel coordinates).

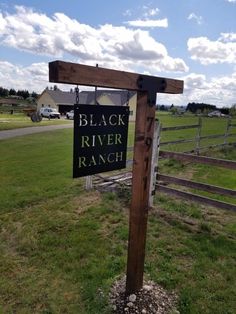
left=109, top=276, right=179, bottom=314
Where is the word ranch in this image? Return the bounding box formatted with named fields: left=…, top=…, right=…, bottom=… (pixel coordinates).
left=78, top=151, right=124, bottom=168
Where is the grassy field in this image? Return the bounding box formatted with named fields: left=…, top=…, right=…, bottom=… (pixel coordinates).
left=0, top=113, right=71, bottom=130
left=0, top=114, right=236, bottom=313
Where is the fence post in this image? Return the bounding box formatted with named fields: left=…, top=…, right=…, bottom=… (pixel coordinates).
left=195, top=117, right=202, bottom=155
left=85, top=176, right=93, bottom=190
left=149, top=120, right=161, bottom=207
left=224, top=117, right=231, bottom=146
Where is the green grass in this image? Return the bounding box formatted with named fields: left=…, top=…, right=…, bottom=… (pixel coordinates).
left=0, top=192, right=127, bottom=314
left=0, top=113, right=72, bottom=130
left=0, top=116, right=236, bottom=313
left=0, top=130, right=74, bottom=212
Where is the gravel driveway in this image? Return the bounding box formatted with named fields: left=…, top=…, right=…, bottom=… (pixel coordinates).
left=0, top=124, right=73, bottom=140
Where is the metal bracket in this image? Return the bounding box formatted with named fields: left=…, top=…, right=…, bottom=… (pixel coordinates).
left=137, top=75, right=167, bottom=107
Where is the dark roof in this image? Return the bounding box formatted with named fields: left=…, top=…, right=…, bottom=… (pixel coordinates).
left=46, top=89, right=76, bottom=104
left=44, top=88, right=136, bottom=106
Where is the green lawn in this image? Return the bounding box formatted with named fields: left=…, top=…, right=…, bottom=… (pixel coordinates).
left=0, top=117, right=236, bottom=313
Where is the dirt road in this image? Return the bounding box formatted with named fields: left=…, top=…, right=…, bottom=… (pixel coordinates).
left=0, top=124, right=73, bottom=140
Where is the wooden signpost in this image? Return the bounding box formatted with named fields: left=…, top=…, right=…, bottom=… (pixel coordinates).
left=49, top=60, right=183, bottom=294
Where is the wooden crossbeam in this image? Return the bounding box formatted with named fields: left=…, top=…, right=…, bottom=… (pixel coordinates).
left=49, top=60, right=183, bottom=94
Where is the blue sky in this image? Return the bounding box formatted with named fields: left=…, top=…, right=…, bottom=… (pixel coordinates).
left=0, top=0, right=235, bottom=107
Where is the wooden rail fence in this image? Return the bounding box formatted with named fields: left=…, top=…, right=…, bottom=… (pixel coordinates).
left=88, top=118, right=236, bottom=211
left=157, top=137, right=236, bottom=210
left=160, top=117, right=236, bottom=154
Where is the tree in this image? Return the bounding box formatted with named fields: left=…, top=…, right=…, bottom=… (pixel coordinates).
left=159, top=105, right=166, bottom=111
left=170, top=105, right=178, bottom=115
left=203, top=107, right=210, bottom=116
left=220, top=107, right=230, bottom=115
left=9, top=88, right=17, bottom=96
left=186, top=102, right=216, bottom=113
left=229, top=104, right=236, bottom=117
left=17, top=90, right=30, bottom=99
left=31, top=91, right=38, bottom=99
left=0, top=87, right=9, bottom=97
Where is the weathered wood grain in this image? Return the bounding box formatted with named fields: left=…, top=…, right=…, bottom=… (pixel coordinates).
left=49, top=60, right=184, bottom=94
left=126, top=91, right=156, bottom=294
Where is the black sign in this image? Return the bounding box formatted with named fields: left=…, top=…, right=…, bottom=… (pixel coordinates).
left=73, top=104, right=130, bottom=178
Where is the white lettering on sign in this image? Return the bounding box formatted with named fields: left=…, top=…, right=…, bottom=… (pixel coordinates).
left=78, top=151, right=124, bottom=168
left=81, top=133, right=122, bottom=148
left=78, top=114, right=126, bottom=127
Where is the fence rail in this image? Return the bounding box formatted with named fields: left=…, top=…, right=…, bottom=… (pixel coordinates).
left=159, top=150, right=236, bottom=170
left=156, top=184, right=236, bottom=211
left=162, top=124, right=199, bottom=131
left=160, top=117, right=236, bottom=154
left=158, top=149, right=236, bottom=211
left=158, top=173, right=236, bottom=197
left=161, top=138, right=196, bottom=146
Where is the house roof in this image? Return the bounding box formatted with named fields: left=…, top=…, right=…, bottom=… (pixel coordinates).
left=44, top=89, right=76, bottom=104
left=41, top=88, right=136, bottom=106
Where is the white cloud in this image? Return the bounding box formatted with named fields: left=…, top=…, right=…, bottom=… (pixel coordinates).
left=226, top=0, right=236, bottom=3
left=158, top=71, right=236, bottom=107
left=184, top=72, right=236, bottom=106
left=143, top=7, right=160, bottom=17
left=219, top=32, right=236, bottom=42
left=0, top=6, right=187, bottom=73
left=0, top=60, right=49, bottom=91
left=187, top=13, right=203, bottom=25
left=124, top=5, right=164, bottom=28
left=188, top=35, right=236, bottom=64
left=0, top=60, right=75, bottom=92
left=183, top=73, right=207, bottom=90
left=123, top=9, right=132, bottom=17
left=125, top=18, right=168, bottom=28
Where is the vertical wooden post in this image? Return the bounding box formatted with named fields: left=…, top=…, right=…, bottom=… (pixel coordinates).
left=195, top=117, right=202, bottom=155
left=85, top=176, right=93, bottom=190
left=126, top=91, right=156, bottom=294
left=224, top=117, right=231, bottom=146
left=149, top=120, right=161, bottom=207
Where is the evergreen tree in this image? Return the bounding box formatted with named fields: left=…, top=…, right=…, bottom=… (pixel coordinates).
left=0, top=87, right=9, bottom=97
left=9, top=88, right=17, bottom=96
